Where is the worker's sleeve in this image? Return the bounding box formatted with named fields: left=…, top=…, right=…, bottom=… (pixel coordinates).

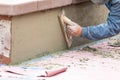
left=81, top=0, right=120, bottom=40
left=81, top=21, right=120, bottom=40
left=105, top=1, right=111, bottom=10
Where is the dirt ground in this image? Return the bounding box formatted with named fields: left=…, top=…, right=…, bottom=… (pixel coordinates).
left=0, top=35, right=120, bottom=80
left=16, top=35, right=120, bottom=80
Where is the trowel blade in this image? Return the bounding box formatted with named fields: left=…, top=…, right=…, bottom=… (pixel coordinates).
left=58, top=9, right=72, bottom=48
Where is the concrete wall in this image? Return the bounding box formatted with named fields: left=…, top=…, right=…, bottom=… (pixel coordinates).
left=11, top=2, right=109, bottom=64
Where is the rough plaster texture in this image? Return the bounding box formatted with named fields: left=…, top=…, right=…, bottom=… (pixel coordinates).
left=64, top=2, right=109, bottom=47
left=0, top=19, right=11, bottom=64
left=0, top=20, right=11, bottom=58
left=10, top=2, right=109, bottom=64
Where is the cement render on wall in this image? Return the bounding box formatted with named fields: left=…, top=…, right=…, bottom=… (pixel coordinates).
left=11, top=9, right=66, bottom=64
left=11, top=2, right=109, bottom=64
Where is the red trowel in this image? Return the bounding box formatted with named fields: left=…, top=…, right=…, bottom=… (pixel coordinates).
left=58, top=9, right=73, bottom=48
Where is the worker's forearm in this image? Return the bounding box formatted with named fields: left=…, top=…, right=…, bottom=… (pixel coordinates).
left=81, top=21, right=120, bottom=40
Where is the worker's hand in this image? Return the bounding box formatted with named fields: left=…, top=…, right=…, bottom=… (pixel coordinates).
left=62, top=16, right=82, bottom=37
left=67, top=25, right=82, bottom=37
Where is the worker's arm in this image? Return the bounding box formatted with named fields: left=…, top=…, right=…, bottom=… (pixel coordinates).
left=81, top=0, right=120, bottom=40
left=81, top=21, right=120, bottom=40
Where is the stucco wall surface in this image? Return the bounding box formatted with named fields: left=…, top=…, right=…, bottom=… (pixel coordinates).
left=11, top=9, right=66, bottom=64
left=11, top=2, right=109, bottom=64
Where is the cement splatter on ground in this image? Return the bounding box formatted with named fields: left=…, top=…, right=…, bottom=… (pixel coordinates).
left=16, top=35, right=120, bottom=80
